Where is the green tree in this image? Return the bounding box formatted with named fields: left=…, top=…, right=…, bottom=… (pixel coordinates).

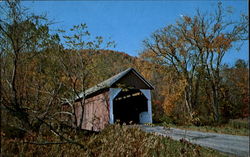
left=235, top=59, right=248, bottom=68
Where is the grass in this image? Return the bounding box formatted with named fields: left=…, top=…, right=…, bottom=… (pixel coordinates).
left=160, top=118, right=249, bottom=136
left=1, top=124, right=227, bottom=157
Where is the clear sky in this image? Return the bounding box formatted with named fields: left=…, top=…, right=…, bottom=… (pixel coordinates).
left=23, top=0, right=248, bottom=65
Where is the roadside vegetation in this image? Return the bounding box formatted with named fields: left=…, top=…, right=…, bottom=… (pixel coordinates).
left=160, top=118, right=249, bottom=136
left=2, top=124, right=227, bottom=157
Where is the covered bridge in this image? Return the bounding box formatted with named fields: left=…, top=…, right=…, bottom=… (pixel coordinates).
left=72, top=68, right=153, bottom=131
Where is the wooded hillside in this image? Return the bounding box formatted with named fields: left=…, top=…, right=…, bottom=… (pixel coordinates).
left=0, top=1, right=248, bottom=156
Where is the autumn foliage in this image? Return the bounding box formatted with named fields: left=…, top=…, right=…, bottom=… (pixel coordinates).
left=0, top=1, right=248, bottom=156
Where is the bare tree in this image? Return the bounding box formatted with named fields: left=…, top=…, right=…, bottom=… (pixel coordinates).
left=143, top=2, right=248, bottom=122
left=0, top=0, right=61, bottom=131
left=56, top=24, right=115, bottom=129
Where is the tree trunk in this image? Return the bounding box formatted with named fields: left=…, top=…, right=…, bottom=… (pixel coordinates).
left=211, top=84, right=220, bottom=122
left=184, top=87, right=193, bottom=119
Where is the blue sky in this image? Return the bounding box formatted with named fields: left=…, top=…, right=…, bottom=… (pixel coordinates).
left=23, top=1, right=248, bottom=65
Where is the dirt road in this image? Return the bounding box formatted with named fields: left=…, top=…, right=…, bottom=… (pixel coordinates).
left=140, top=125, right=249, bottom=157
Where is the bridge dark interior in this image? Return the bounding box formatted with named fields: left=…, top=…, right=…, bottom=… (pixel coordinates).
left=113, top=89, right=148, bottom=124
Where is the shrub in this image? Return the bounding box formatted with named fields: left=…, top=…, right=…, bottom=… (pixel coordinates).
left=228, top=119, right=248, bottom=129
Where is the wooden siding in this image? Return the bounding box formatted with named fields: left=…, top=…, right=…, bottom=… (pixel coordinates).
left=75, top=91, right=110, bottom=131
left=113, top=71, right=150, bottom=89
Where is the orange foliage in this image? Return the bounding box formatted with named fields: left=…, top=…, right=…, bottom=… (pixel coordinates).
left=212, top=34, right=232, bottom=52
left=162, top=78, right=186, bottom=115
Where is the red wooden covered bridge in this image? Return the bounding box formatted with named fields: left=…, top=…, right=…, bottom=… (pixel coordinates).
left=71, top=68, right=153, bottom=131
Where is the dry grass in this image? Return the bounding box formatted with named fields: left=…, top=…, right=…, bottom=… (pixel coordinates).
left=164, top=119, right=249, bottom=136
left=1, top=124, right=226, bottom=157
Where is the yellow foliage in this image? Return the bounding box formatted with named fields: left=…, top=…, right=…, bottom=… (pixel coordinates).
left=162, top=76, right=186, bottom=115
